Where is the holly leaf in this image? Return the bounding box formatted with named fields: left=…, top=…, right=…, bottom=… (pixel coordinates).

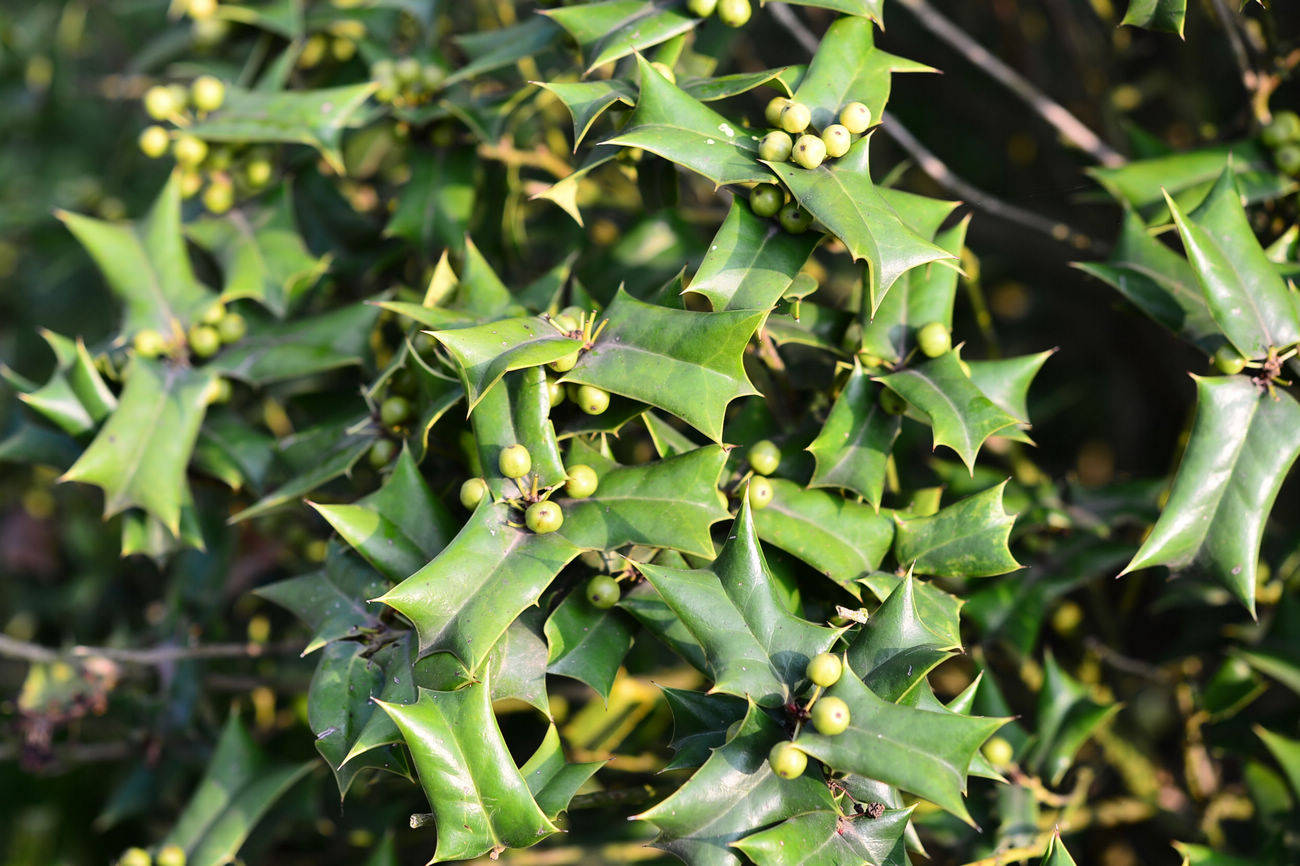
left=1039, top=831, right=1079, bottom=866
left=255, top=545, right=390, bottom=654
left=1121, top=0, right=1186, bottom=36
left=160, top=715, right=314, bottom=866
left=1256, top=726, right=1300, bottom=802
left=1022, top=653, right=1119, bottom=786
left=537, top=80, right=634, bottom=148
left=966, top=351, right=1054, bottom=444
left=16, top=331, right=116, bottom=436
left=806, top=360, right=901, bottom=509
left=208, top=302, right=378, bottom=385
left=520, top=724, right=605, bottom=820
left=893, top=481, right=1021, bottom=578
left=543, top=1, right=698, bottom=73
left=732, top=808, right=913, bottom=866
left=605, top=56, right=771, bottom=188
left=57, top=173, right=215, bottom=336
left=1165, top=166, right=1300, bottom=359
left=686, top=197, right=820, bottom=313
left=376, top=677, right=558, bottom=863
left=638, top=498, right=842, bottom=708
left=681, top=69, right=789, bottom=103
left=230, top=415, right=374, bottom=522
left=432, top=316, right=583, bottom=411
left=619, top=581, right=710, bottom=673
left=385, top=148, right=476, bottom=254
left=660, top=687, right=747, bottom=771
left=471, top=366, right=568, bottom=499
left=61, top=358, right=214, bottom=536
left=634, top=701, right=835, bottom=866
left=792, top=668, right=1006, bottom=825
left=765, top=137, right=956, bottom=311
left=377, top=501, right=580, bottom=672
left=848, top=575, right=960, bottom=702
left=1122, top=377, right=1300, bottom=615
left=561, top=288, right=762, bottom=441
left=752, top=479, right=894, bottom=594
left=544, top=588, right=635, bottom=700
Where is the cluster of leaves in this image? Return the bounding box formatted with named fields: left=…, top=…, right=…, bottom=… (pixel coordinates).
left=5, top=1, right=1300, bottom=865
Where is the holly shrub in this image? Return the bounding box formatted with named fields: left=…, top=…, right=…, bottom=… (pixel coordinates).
left=4, top=1, right=1300, bottom=865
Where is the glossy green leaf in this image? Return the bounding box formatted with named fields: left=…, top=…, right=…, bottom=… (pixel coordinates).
left=1121, top=0, right=1186, bottom=36
left=561, top=288, right=761, bottom=441
left=1173, top=843, right=1261, bottom=866
left=848, top=575, right=960, bottom=702
left=209, top=302, right=378, bottom=385
left=1022, top=653, right=1119, bottom=786
left=520, top=724, right=605, bottom=819
left=432, top=316, right=583, bottom=410
left=806, top=360, right=901, bottom=509
left=376, top=677, right=558, bottom=862
left=17, top=332, right=116, bottom=436
left=230, top=416, right=373, bottom=522
left=687, top=197, right=820, bottom=313
left=471, top=366, right=567, bottom=499
left=537, top=79, right=634, bottom=148
left=1039, top=831, right=1079, bottom=866
left=255, top=545, right=390, bottom=654
left=681, top=69, right=789, bottom=103
left=660, top=687, right=747, bottom=771
left=384, top=148, right=475, bottom=255
left=619, top=581, right=710, bottom=674
left=783, top=0, right=885, bottom=23
left=543, top=1, right=698, bottom=73
left=544, top=588, right=635, bottom=700
left=1122, top=377, right=1300, bottom=615
left=858, top=571, right=963, bottom=649
left=893, top=481, right=1021, bottom=578
left=532, top=150, right=618, bottom=227
left=966, top=350, right=1054, bottom=444
left=733, top=808, right=912, bottom=866
left=1256, top=726, right=1300, bottom=803
left=445, top=16, right=563, bottom=86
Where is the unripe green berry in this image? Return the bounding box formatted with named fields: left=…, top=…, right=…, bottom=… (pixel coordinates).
left=792, top=134, right=827, bottom=169
left=768, top=741, right=807, bottom=779
left=687, top=0, right=719, bottom=16
left=759, top=130, right=793, bottom=163
left=547, top=377, right=566, bottom=408
left=916, top=321, right=951, bottom=358
left=1277, top=143, right=1300, bottom=176
left=460, top=477, right=488, bottom=509
left=764, top=96, right=791, bottom=127
left=806, top=652, right=842, bottom=688
left=716, top=0, right=751, bottom=27
left=499, top=444, right=532, bottom=478
left=380, top=395, right=411, bottom=426
left=243, top=156, right=274, bottom=189
left=188, top=324, right=221, bottom=358
left=201, top=301, right=226, bottom=324
left=120, top=848, right=152, bottom=866
left=1052, top=600, right=1084, bottom=635
left=525, top=500, right=563, bottom=534
left=156, top=845, right=187, bottom=866
left=133, top=328, right=169, bottom=358
left=421, top=64, right=445, bottom=91
left=748, top=439, right=780, bottom=475
left=576, top=384, right=609, bottom=415
left=332, top=37, right=357, bottom=62
left=187, top=0, right=217, bottom=19
left=549, top=349, right=580, bottom=373
left=139, top=125, right=170, bottom=159
left=982, top=736, right=1014, bottom=767
left=208, top=377, right=232, bottom=404
left=821, top=124, right=852, bottom=158
left=202, top=179, right=233, bottom=214
left=649, top=61, right=676, bottom=86
left=368, top=438, right=396, bottom=468
left=565, top=464, right=599, bottom=498
left=750, top=183, right=783, bottom=218
left=879, top=387, right=907, bottom=415
left=191, top=75, right=225, bottom=113
left=747, top=476, right=774, bottom=509
left=394, top=57, right=421, bottom=84
left=216, top=311, right=245, bottom=343
left=811, top=695, right=851, bottom=736
left=179, top=170, right=203, bottom=198
left=552, top=313, right=580, bottom=333
left=839, top=101, right=872, bottom=134
left=1262, top=111, right=1300, bottom=148
left=777, top=202, right=812, bottom=234
left=1213, top=344, right=1247, bottom=375
left=779, top=101, right=811, bottom=134
left=586, top=575, right=620, bottom=609
left=144, top=85, right=179, bottom=120
left=173, top=134, right=208, bottom=167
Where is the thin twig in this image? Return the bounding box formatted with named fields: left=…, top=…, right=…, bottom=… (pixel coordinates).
left=0, top=634, right=301, bottom=666
left=478, top=138, right=572, bottom=179
left=893, top=0, right=1125, bottom=167
left=1210, top=0, right=1270, bottom=122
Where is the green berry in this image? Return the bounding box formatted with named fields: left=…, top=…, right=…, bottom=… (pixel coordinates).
left=649, top=61, right=676, bottom=86
left=552, top=313, right=580, bottom=333
left=759, top=130, right=793, bottom=163
left=120, top=848, right=152, bottom=866
left=750, top=183, right=783, bottom=218
left=778, top=202, right=812, bottom=234
left=792, top=134, right=827, bottom=169
left=144, top=85, right=179, bottom=120
left=586, top=575, right=620, bottom=608
left=821, top=124, right=852, bottom=159
left=421, top=64, right=446, bottom=91
left=565, top=464, right=599, bottom=498
left=188, top=324, right=221, bottom=358
left=394, top=57, right=421, bottom=84
left=716, top=0, right=751, bottom=27
left=839, top=101, right=872, bottom=134
left=1277, top=143, right=1300, bottom=176
left=191, top=75, right=225, bottom=112
left=525, top=500, right=564, bottom=534
left=201, top=302, right=225, bottom=324
left=982, top=736, right=1014, bottom=768
left=764, top=96, right=791, bottom=127
left=187, top=0, right=217, bottom=19
left=748, top=439, right=780, bottom=476
left=139, top=125, right=170, bottom=159
left=179, top=169, right=203, bottom=198
left=208, top=377, right=232, bottom=404
left=1262, top=111, right=1300, bottom=148
left=173, top=134, right=208, bottom=167
left=499, top=444, right=532, bottom=478
left=687, top=0, right=718, bottom=15
left=806, top=652, right=842, bottom=688
left=202, top=179, right=233, bottom=214
left=368, top=438, right=397, bottom=468
left=1213, top=344, right=1247, bottom=375
left=576, top=384, right=609, bottom=415
left=916, top=321, right=951, bottom=358
left=155, top=845, right=186, bottom=866
left=768, top=742, right=807, bottom=779
left=216, top=311, right=246, bottom=343
left=380, top=395, right=411, bottom=426
left=547, top=377, right=566, bottom=408
left=879, top=387, right=907, bottom=415
left=133, top=328, right=169, bottom=358
left=747, top=476, right=774, bottom=510
left=779, top=101, right=811, bottom=134
left=549, top=349, right=580, bottom=373
left=811, top=695, right=851, bottom=736
left=460, top=477, right=488, bottom=509
left=243, top=155, right=274, bottom=189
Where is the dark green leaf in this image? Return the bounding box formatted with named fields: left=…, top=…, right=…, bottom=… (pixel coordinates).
left=1022, top=653, right=1119, bottom=786
left=544, top=589, right=635, bottom=700
left=687, top=197, right=819, bottom=313
left=732, top=808, right=912, bottom=866
left=1121, top=0, right=1186, bottom=36
left=255, top=545, right=390, bottom=654
left=806, top=360, right=901, bottom=509
left=433, top=316, right=583, bottom=410
left=659, top=687, right=747, bottom=771
left=385, top=148, right=476, bottom=255
left=893, top=481, right=1021, bottom=578
left=543, top=1, right=698, bottom=73
left=520, top=724, right=605, bottom=819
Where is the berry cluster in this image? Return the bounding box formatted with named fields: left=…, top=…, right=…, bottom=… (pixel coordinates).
left=687, top=0, right=753, bottom=28
left=760, top=98, right=872, bottom=171
left=457, top=445, right=601, bottom=540
left=298, top=20, right=367, bottom=69
left=118, top=844, right=186, bottom=866
left=546, top=308, right=610, bottom=415
left=769, top=653, right=850, bottom=780
left=371, top=57, right=448, bottom=109
left=131, top=302, right=247, bottom=401
left=1262, top=110, right=1300, bottom=177
left=744, top=438, right=780, bottom=510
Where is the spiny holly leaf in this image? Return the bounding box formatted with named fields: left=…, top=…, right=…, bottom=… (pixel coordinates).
left=660, top=687, right=747, bottom=771
left=16, top=331, right=116, bottom=436
left=1022, top=653, right=1119, bottom=786
left=634, top=701, right=834, bottom=866
left=186, top=185, right=328, bottom=317
left=57, top=173, right=215, bottom=336
left=255, top=544, right=390, bottom=654
left=1121, top=0, right=1186, bottom=36
left=966, top=350, right=1054, bottom=445
left=209, top=302, right=378, bottom=386
left=416, top=614, right=552, bottom=717
left=544, top=588, right=635, bottom=700
left=159, top=715, right=314, bottom=866
left=605, top=56, right=771, bottom=188
left=681, top=69, right=789, bottom=103
left=878, top=352, right=1021, bottom=472
left=1122, top=377, right=1300, bottom=615
left=536, top=79, right=634, bottom=148
left=790, top=15, right=933, bottom=130
left=806, top=360, right=901, bottom=509
left=765, top=138, right=956, bottom=312
left=904, top=678, right=1005, bottom=782
left=561, top=288, right=762, bottom=441
left=384, top=148, right=476, bottom=255
left=543, top=1, right=697, bottom=73
left=186, top=83, right=377, bottom=174
left=520, top=724, right=605, bottom=820
left=1074, top=207, right=1219, bottom=353
left=893, top=481, right=1021, bottom=578
left=376, top=677, right=558, bottom=863
left=1256, top=726, right=1300, bottom=802
left=792, top=668, right=1006, bottom=825
left=61, top=358, right=214, bottom=536
left=848, top=576, right=960, bottom=702
left=732, top=808, right=912, bottom=866
left=638, top=499, right=843, bottom=708
left=1173, top=843, right=1261, bottom=866
left=558, top=445, right=729, bottom=557
left=753, top=479, right=894, bottom=593
left=377, top=500, right=581, bottom=672
left=858, top=571, right=963, bottom=649
left=230, top=415, right=374, bottom=522
left=311, top=447, right=457, bottom=582
left=1039, top=830, right=1079, bottom=866
left=533, top=151, right=618, bottom=227
left=471, top=367, right=567, bottom=499
left=686, top=197, right=820, bottom=313
left=446, top=16, right=563, bottom=86
left=432, top=316, right=583, bottom=411
left=1164, top=166, right=1300, bottom=359
left=619, top=581, right=710, bottom=673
